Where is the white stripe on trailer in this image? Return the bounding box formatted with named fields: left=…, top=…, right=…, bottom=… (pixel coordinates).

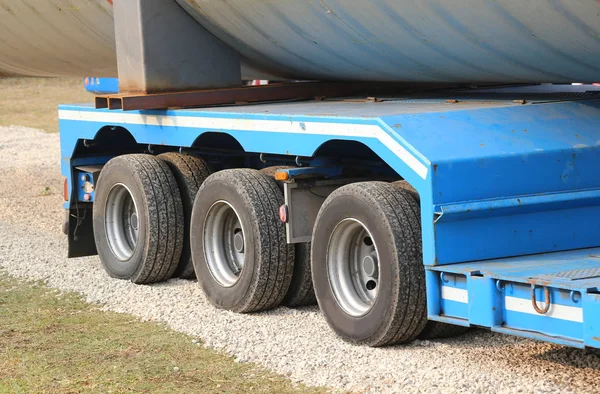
left=504, top=296, right=583, bottom=323
left=441, top=286, right=468, bottom=303
left=58, top=109, right=428, bottom=179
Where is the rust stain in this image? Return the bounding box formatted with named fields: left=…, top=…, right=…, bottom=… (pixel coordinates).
left=433, top=164, right=438, bottom=172
left=528, top=278, right=552, bottom=287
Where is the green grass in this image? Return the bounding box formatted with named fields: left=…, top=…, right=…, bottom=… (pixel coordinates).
left=0, top=77, right=91, bottom=133
left=0, top=274, right=326, bottom=394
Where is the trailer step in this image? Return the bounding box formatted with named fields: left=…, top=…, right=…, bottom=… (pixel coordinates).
left=426, top=248, right=600, bottom=348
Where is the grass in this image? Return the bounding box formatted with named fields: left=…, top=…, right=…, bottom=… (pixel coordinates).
left=0, top=274, right=326, bottom=394
left=0, top=77, right=91, bottom=133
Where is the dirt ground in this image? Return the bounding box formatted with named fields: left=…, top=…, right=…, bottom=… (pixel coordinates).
left=0, top=77, right=90, bottom=133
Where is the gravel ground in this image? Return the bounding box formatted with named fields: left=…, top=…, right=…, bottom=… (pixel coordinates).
left=1, top=125, right=600, bottom=393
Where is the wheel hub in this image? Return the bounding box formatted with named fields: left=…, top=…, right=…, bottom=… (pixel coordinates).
left=203, top=200, right=245, bottom=287
left=327, top=218, right=380, bottom=317
left=105, top=183, right=140, bottom=261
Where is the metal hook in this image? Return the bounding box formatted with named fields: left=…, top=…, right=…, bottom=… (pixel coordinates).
left=495, top=279, right=503, bottom=292
left=148, top=144, right=154, bottom=154
left=259, top=153, right=267, bottom=164
left=440, top=272, right=450, bottom=284
left=295, top=156, right=304, bottom=167
left=530, top=284, right=551, bottom=315
left=570, top=290, right=580, bottom=304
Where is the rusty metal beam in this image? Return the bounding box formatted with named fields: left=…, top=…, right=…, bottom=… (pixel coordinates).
left=94, top=81, right=451, bottom=111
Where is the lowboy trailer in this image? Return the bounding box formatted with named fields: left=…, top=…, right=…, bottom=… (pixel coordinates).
left=60, top=83, right=600, bottom=348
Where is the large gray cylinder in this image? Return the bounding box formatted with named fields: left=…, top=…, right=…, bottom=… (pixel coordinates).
left=1, top=0, right=599, bottom=83
left=0, top=0, right=116, bottom=77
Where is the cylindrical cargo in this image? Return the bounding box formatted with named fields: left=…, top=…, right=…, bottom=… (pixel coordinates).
left=1, top=0, right=599, bottom=83
left=0, top=0, right=116, bottom=77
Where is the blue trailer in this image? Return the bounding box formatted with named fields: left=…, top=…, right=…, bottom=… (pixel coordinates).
left=59, top=82, right=600, bottom=348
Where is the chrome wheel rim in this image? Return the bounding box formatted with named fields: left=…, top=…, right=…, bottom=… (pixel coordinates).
left=105, top=183, right=139, bottom=261
left=327, top=218, right=379, bottom=317
left=203, top=200, right=245, bottom=287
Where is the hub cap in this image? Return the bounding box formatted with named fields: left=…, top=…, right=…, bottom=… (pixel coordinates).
left=327, top=218, right=380, bottom=317
left=204, top=201, right=245, bottom=287
left=105, top=184, right=139, bottom=261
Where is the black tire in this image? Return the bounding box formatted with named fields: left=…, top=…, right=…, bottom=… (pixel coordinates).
left=93, top=154, right=184, bottom=284
left=392, top=180, right=420, bottom=202
left=158, top=152, right=212, bottom=279
left=260, top=166, right=316, bottom=307
left=190, top=169, right=294, bottom=313
left=283, top=243, right=316, bottom=306
left=312, top=182, right=427, bottom=346
left=392, top=180, right=470, bottom=340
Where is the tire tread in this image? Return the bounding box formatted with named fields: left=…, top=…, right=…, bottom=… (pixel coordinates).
left=158, top=152, right=212, bottom=279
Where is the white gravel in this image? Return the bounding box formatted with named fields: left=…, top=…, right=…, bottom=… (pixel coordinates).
left=1, top=125, right=600, bottom=393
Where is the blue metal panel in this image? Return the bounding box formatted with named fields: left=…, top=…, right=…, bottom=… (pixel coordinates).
left=582, top=293, right=600, bottom=348
left=425, top=269, right=441, bottom=318
left=467, top=276, right=503, bottom=328
left=84, top=78, right=119, bottom=94
left=438, top=273, right=469, bottom=319
left=434, top=205, right=600, bottom=264
left=441, top=300, right=468, bottom=320
left=380, top=99, right=600, bottom=265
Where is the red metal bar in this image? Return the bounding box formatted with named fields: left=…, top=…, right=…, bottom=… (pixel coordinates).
left=94, top=81, right=435, bottom=111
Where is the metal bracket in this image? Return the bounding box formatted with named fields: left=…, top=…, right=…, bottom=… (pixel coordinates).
left=283, top=177, right=380, bottom=243
left=113, top=0, right=241, bottom=94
